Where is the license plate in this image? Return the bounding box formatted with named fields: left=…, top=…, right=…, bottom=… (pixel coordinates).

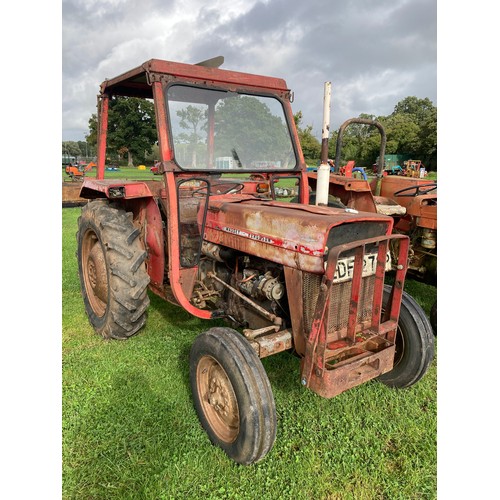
left=333, top=251, right=391, bottom=283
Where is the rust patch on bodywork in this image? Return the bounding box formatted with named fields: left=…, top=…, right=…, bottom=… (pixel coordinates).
left=200, top=197, right=392, bottom=274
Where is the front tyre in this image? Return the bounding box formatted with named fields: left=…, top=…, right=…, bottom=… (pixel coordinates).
left=377, top=286, right=435, bottom=388
left=76, top=200, right=150, bottom=339
left=190, top=327, right=277, bottom=465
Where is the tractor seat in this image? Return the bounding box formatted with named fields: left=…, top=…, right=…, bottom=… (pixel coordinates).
left=373, top=196, right=406, bottom=216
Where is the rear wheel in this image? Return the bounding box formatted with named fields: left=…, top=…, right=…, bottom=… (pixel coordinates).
left=377, top=286, right=435, bottom=388
left=190, top=327, right=277, bottom=465
left=76, top=200, right=150, bottom=339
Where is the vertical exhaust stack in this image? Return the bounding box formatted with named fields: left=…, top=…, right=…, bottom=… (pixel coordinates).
left=316, top=82, right=332, bottom=206
left=96, top=94, right=109, bottom=180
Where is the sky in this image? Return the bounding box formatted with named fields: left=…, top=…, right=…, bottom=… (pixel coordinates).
left=62, top=0, right=437, bottom=142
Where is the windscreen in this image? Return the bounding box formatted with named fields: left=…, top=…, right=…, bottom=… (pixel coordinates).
left=166, top=85, right=297, bottom=171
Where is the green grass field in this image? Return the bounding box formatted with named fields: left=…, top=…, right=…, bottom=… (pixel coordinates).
left=62, top=206, right=437, bottom=499
left=63, top=165, right=437, bottom=183
left=63, top=165, right=158, bottom=182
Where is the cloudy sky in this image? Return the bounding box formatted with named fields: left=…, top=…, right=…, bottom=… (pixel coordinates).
left=62, top=0, right=436, bottom=142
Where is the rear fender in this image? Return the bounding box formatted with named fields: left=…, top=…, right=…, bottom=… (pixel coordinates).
left=125, top=197, right=165, bottom=290
left=79, top=179, right=154, bottom=200
left=80, top=180, right=165, bottom=289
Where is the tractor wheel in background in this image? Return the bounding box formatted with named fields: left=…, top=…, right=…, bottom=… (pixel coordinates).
left=76, top=200, right=150, bottom=339
left=190, top=327, right=277, bottom=465
left=377, top=285, right=435, bottom=389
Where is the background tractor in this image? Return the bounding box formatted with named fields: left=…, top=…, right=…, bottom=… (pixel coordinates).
left=306, top=117, right=437, bottom=330
left=75, top=58, right=434, bottom=465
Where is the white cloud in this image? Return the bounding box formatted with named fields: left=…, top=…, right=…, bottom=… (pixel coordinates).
left=62, top=0, right=436, bottom=141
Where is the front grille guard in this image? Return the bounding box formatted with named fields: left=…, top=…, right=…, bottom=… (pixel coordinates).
left=301, top=233, right=410, bottom=388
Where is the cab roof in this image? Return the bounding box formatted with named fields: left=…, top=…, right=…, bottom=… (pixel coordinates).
left=100, top=58, right=290, bottom=99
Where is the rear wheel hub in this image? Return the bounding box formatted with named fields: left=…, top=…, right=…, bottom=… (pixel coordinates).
left=82, top=231, right=108, bottom=317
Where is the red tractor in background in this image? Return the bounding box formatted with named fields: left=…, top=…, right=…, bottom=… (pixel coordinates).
left=75, top=59, right=434, bottom=465
left=372, top=159, right=428, bottom=178
left=307, top=118, right=437, bottom=329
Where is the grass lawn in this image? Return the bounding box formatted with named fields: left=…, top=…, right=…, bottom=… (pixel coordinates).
left=62, top=206, right=437, bottom=499
left=63, top=165, right=437, bottom=187
left=63, top=165, right=159, bottom=182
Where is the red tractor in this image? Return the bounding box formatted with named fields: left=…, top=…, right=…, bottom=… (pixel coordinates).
left=76, top=59, right=434, bottom=465
left=307, top=118, right=437, bottom=329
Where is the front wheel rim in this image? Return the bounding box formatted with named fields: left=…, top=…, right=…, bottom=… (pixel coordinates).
left=196, top=355, right=240, bottom=443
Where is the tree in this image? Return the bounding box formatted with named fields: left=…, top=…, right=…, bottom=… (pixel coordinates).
left=328, top=113, right=382, bottom=167
left=390, top=96, right=437, bottom=169
left=214, top=95, right=292, bottom=166
left=62, top=141, right=81, bottom=157
left=86, top=114, right=98, bottom=149
left=86, top=97, right=157, bottom=166
left=393, top=96, right=435, bottom=125
left=382, top=113, right=421, bottom=155
left=108, top=97, right=157, bottom=166
left=176, top=105, right=207, bottom=168
left=328, top=98, right=437, bottom=170
left=294, top=111, right=321, bottom=160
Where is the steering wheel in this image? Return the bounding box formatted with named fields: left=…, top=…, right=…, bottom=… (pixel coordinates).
left=193, top=182, right=245, bottom=196
left=393, top=183, right=437, bottom=197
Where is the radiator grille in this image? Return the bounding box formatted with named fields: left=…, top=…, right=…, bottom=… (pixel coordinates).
left=302, top=273, right=376, bottom=334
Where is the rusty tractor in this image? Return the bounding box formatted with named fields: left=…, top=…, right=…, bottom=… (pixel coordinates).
left=307, top=118, right=437, bottom=330
left=307, top=118, right=437, bottom=284
left=76, top=59, right=434, bottom=465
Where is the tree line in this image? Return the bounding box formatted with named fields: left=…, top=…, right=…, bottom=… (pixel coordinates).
left=62, top=97, right=157, bottom=166
left=62, top=140, right=96, bottom=160
left=296, top=96, right=437, bottom=170
left=63, top=95, right=436, bottom=170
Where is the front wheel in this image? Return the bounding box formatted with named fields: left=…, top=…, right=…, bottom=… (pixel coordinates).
left=190, top=327, right=277, bottom=465
left=377, top=286, right=435, bottom=388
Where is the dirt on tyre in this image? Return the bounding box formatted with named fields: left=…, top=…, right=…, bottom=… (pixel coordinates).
left=377, top=285, right=435, bottom=389
left=190, top=327, right=277, bottom=465
left=76, top=200, right=150, bottom=339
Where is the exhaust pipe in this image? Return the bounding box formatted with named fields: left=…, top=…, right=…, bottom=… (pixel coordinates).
left=316, top=82, right=332, bottom=206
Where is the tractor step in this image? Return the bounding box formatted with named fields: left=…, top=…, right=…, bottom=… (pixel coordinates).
left=303, top=335, right=395, bottom=398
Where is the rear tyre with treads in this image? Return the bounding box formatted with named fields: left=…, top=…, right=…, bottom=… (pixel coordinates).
left=76, top=200, right=150, bottom=339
